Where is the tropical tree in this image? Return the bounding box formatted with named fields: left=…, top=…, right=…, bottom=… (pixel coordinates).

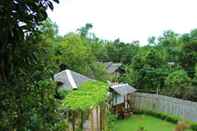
left=77, top=23, right=93, bottom=38
left=0, top=0, right=59, bottom=81
left=179, top=40, right=197, bottom=77
left=165, top=70, right=191, bottom=98
left=0, top=1, right=68, bottom=128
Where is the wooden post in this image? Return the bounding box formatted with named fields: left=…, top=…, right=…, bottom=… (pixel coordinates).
left=100, top=104, right=103, bottom=131
left=96, top=106, right=99, bottom=131
left=72, top=111, right=76, bottom=131
left=90, top=109, right=94, bottom=131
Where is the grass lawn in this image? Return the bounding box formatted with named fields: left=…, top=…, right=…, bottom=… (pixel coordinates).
left=113, top=114, right=192, bottom=131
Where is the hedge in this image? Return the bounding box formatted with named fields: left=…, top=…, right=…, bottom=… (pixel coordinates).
left=134, top=110, right=197, bottom=131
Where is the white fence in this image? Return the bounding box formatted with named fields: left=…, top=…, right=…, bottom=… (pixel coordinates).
left=130, top=93, right=197, bottom=122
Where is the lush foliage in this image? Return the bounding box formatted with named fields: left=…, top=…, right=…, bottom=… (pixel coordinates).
left=53, top=32, right=110, bottom=81
left=86, top=28, right=197, bottom=101
left=63, top=81, right=108, bottom=111
left=0, top=0, right=65, bottom=129
left=165, top=70, right=191, bottom=98
left=0, top=0, right=59, bottom=81
left=1, top=1, right=197, bottom=129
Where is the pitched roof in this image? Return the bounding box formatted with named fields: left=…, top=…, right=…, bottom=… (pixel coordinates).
left=103, top=62, right=122, bottom=73
left=54, top=69, right=92, bottom=90
left=110, top=83, right=136, bottom=96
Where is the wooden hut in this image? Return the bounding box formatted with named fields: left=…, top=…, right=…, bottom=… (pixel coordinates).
left=109, top=83, right=136, bottom=118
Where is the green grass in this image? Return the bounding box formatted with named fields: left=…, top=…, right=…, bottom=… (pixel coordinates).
left=113, top=114, right=192, bottom=131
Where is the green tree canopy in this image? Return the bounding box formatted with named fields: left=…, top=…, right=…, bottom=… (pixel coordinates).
left=0, top=0, right=59, bottom=81
left=165, top=70, right=191, bottom=98
left=63, top=81, right=108, bottom=111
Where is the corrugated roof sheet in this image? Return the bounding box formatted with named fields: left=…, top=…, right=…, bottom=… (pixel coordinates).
left=111, top=83, right=136, bottom=96
left=103, top=62, right=122, bottom=73
left=54, top=69, right=92, bottom=90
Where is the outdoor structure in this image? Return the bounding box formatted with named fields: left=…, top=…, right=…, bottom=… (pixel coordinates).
left=109, top=83, right=136, bottom=118
left=54, top=69, right=108, bottom=131
left=103, top=62, right=124, bottom=76
left=54, top=69, right=92, bottom=90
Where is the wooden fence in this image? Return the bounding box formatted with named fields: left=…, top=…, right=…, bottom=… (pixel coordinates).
left=130, top=93, right=197, bottom=122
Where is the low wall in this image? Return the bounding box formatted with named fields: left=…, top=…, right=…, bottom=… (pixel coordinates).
left=130, top=93, right=197, bottom=122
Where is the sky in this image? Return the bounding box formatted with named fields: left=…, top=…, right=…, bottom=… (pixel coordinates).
left=48, top=0, right=197, bottom=44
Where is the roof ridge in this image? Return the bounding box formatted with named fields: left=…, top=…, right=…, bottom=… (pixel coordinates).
left=66, top=70, right=78, bottom=89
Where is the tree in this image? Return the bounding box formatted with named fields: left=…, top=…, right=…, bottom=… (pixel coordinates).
left=0, top=0, right=59, bottom=81
left=54, top=33, right=96, bottom=74
left=77, top=23, right=93, bottom=38
left=54, top=33, right=109, bottom=81
left=0, top=16, right=67, bottom=130
left=90, top=39, right=109, bottom=62
left=165, top=70, right=191, bottom=98
left=179, top=40, right=197, bottom=78
left=158, top=30, right=180, bottom=62
left=144, top=49, right=165, bottom=68
left=148, top=36, right=156, bottom=46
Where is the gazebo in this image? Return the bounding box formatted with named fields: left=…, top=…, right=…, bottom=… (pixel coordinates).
left=109, top=83, right=136, bottom=118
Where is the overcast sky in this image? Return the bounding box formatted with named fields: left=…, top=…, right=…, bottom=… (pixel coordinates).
left=48, top=0, right=197, bottom=44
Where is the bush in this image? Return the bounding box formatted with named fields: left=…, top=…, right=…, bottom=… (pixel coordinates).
left=107, top=112, right=117, bottom=131
left=191, top=122, right=197, bottom=131
left=165, top=70, right=191, bottom=98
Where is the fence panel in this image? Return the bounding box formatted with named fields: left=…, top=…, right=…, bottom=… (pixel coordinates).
left=130, top=93, right=197, bottom=122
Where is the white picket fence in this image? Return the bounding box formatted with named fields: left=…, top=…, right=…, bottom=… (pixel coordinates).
left=130, top=93, right=197, bottom=122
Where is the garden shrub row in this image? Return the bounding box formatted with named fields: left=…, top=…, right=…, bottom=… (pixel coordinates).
left=134, top=110, right=197, bottom=131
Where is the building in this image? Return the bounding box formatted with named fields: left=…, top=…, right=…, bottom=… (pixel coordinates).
left=103, top=62, right=122, bottom=74
left=102, top=62, right=125, bottom=81
left=109, top=83, right=136, bottom=118
left=54, top=69, right=92, bottom=90
left=54, top=69, right=106, bottom=131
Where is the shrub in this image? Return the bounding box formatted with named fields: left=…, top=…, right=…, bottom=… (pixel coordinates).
left=107, top=112, right=117, bottom=131
left=191, top=122, right=197, bottom=131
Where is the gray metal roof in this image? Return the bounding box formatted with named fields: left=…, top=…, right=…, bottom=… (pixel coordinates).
left=103, top=62, right=122, bottom=73
left=54, top=69, right=92, bottom=90
left=110, top=83, right=136, bottom=96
